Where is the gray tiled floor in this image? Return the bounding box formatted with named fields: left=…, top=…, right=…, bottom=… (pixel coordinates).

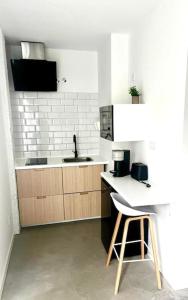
left=2, top=219, right=188, bottom=300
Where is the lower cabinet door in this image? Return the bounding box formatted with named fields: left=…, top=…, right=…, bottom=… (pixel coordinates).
left=64, top=191, right=101, bottom=221
left=19, top=195, right=65, bottom=226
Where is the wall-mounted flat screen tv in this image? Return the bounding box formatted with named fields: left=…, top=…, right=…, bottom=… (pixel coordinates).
left=11, top=59, right=57, bottom=91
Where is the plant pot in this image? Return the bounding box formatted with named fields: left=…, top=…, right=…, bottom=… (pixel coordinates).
left=132, top=96, right=139, bottom=104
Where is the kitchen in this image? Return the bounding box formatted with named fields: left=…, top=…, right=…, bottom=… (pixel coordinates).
left=0, top=1, right=188, bottom=299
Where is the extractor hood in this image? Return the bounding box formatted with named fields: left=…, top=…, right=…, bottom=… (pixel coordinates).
left=21, top=41, right=45, bottom=60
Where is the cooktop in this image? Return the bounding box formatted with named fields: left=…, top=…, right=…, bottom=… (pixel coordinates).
left=25, top=158, right=47, bottom=166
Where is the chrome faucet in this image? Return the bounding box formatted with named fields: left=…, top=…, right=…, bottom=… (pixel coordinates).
left=73, top=134, right=78, bottom=158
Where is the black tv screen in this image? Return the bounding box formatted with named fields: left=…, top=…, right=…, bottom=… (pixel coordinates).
left=11, top=59, right=57, bottom=91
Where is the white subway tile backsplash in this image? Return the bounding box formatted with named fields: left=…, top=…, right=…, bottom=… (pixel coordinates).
left=12, top=112, right=20, bottom=119
left=25, top=106, right=38, bottom=112
left=37, top=138, right=49, bottom=145
left=19, top=99, right=34, bottom=106
left=14, top=132, right=26, bottom=138
left=39, top=119, right=53, bottom=125
left=48, top=112, right=64, bottom=119
left=14, top=139, right=23, bottom=145
left=24, top=92, right=37, bottom=98
left=51, top=106, right=65, bottom=112
left=50, top=138, right=64, bottom=144
left=90, top=106, right=99, bottom=113
left=64, top=106, right=77, bottom=112
left=75, top=125, right=87, bottom=131
left=38, top=92, right=62, bottom=99
left=40, top=132, right=53, bottom=138
left=23, top=139, right=37, bottom=145
left=77, top=106, right=90, bottom=112
left=54, top=144, right=67, bottom=150
left=50, top=125, right=74, bottom=132
left=37, top=151, right=51, bottom=157
left=53, top=119, right=66, bottom=125
left=38, top=106, right=51, bottom=112
left=61, top=99, right=73, bottom=105
left=22, top=125, right=35, bottom=132
left=36, top=125, right=49, bottom=132
left=53, top=132, right=67, bottom=138
left=15, top=145, right=27, bottom=152
left=64, top=92, right=77, bottom=99
left=34, top=99, right=48, bottom=105
left=48, top=99, right=61, bottom=105
left=13, top=92, right=23, bottom=99
left=13, top=125, right=22, bottom=132
left=65, top=119, right=79, bottom=125
left=35, top=112, right=48, bottom=118
left=27, top=132, right=40, bottom=139
left=26, top=119, right=39, bottom=126
left=13, top=119, right=25, bottom=125
left=78, top=131, right=90, bottom=137
left=28, top=145, right=54, bottom=151
left=21, top=112, right=34, bottom=119
left=11, top=92, right=99, bottom=158
left=23, top=152, right=38, bottom=158
left=12, top=105, right=24, bottom=112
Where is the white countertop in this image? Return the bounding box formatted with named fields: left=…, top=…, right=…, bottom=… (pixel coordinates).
left=101, top=172, right=171, bottom=207
left=15, top=156, right=108, bottom=170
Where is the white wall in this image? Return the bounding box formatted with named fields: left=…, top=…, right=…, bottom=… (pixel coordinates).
left=98, top=33, right=132, bottom=169
left=111, top=34, right=130, bottom=104
left=130, top=0, right=188, bottom=290
left=8, top=46, right=98, bottom=93
left=0, top=29, right=16, bottom=298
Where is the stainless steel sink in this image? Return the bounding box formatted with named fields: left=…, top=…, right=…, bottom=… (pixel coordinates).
left=63, top=157, right=93, bottom=163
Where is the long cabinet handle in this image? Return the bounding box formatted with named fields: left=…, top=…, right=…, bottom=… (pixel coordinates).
left=80, top=192, right=88, bottom=195
left=37, top=196, right=46, bottom=199
left=78, top=165, right=88, bottom=168
left=33, top=169, right=45, bottom=171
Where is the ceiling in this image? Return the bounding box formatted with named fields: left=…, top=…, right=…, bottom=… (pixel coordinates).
left=0, top=0, right=159, bottom=50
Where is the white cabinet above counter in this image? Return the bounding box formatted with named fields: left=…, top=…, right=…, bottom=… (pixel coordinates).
left=100, top=104, right=148, bottom=142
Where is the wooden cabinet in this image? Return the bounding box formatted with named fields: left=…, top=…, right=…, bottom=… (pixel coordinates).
left=19, top=195, right=64, bottom=226
left=16, top=164, right=104, bottom=226
left=64, top=191, right=101, bottom=220
left=63, top=165, right=103, bottom=194
left=16, top=168, right=63, bottom=198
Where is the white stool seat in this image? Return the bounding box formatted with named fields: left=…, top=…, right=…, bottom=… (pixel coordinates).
left=106, top=193, right=162, bottom=295
left=110, top=192, right=155, bottom=216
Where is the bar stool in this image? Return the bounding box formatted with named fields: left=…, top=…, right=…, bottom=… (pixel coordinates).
left=106, top=192, right=161, bottom=295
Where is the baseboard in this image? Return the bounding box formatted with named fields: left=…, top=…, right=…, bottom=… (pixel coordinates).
left=0, top=234, right=14, bottom=299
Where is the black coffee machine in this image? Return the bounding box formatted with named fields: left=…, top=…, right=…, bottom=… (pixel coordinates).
left=110, top=150, right=130, bottom=177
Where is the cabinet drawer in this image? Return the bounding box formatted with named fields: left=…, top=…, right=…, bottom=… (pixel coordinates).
left=19, top=195, right=65, bottom=226
left=16, top=168, right=63, bottom=198
left=64, top=191, right=101, bottom=220
left=63, top=165, right=104, bottom=194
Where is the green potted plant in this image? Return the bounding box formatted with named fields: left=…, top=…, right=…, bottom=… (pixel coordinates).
left=129, top=86, right=141, bottom=104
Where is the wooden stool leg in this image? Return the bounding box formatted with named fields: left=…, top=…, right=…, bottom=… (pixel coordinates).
left=106, top=212, right=122, bottom=267
left=140, top=218, right=145, bottom=260
left=114, top=219, right=130, bottom=295
left=148, top=217, right=162, bottom=289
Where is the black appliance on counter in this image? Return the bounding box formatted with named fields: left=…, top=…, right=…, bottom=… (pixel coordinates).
left=25, top=158, right=47, bottom=166
left=131, top=162, right=148, bottom=181
left=101, top=178, right=148, bottom=257
left=110, top=150, right=130, bottom=177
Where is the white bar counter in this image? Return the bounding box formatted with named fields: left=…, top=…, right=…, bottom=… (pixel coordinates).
left=101, top=172, right=171, bottom=207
